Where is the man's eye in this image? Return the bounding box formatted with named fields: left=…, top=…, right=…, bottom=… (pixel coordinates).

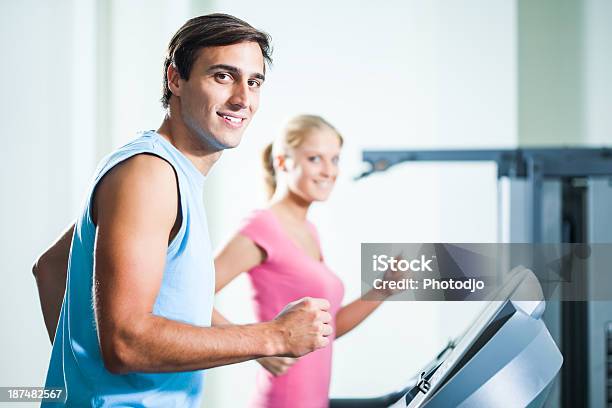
left=309, top=156, right=321, bottom=163
left=215, top=73, right=232, bottom=82
left=248, top=79, right=262, bottom=88
left=332, top=156, right=340, bottom=165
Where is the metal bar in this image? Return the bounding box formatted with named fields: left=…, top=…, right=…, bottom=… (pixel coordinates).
left=360, top=148, right=612, bottom=180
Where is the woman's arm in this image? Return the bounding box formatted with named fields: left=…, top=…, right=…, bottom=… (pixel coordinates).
left=334, top=288, right=390, bottom=339
left=213, top=233, right=264, bottom=326
left=215, top=233, right=264, bottom=293
left=335, top=264, right=407, bottom=339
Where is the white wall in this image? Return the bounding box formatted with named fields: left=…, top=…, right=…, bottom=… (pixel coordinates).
left=584, top=0, right=612, bottom=145
left=107, top=0, right=196, bottom=149
left=518, top=0, right=584, bottom=146
left=1, top=0, right=80, bottom=398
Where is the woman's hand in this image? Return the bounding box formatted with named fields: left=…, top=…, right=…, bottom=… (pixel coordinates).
left=257, top=356, right=298, bottom=376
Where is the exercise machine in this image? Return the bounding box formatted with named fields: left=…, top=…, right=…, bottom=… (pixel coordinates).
left=330, top=267, right=562, bottom=407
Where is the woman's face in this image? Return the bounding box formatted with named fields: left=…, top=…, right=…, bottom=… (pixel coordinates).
left=283, top=127, right=342, bottom=203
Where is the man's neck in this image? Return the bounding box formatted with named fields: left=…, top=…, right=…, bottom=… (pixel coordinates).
left=156, top=114, right=222, bottom=176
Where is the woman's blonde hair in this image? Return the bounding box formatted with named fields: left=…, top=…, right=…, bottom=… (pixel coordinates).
left=262, top=114, right=343, bottom=198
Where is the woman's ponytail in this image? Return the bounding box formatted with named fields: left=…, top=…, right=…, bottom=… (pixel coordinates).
left=262, top=142, right=276, bottom=198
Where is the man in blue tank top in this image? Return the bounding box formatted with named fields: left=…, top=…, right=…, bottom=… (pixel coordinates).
left=32, top=14, right=333, bottom=407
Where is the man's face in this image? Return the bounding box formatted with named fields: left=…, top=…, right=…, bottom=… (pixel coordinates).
left=175, top=41, right=265, bottom=151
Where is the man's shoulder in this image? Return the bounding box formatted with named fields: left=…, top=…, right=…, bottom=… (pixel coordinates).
left=102, top=153, right=177, bottom=190
left=92, top=153, right=178, bottom=225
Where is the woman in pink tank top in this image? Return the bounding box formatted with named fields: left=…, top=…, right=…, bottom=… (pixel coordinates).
left=213, top=115, right=396, bottom=408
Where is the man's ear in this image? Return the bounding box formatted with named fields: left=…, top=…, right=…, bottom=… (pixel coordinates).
left=167, top=64, right=182, bottom=98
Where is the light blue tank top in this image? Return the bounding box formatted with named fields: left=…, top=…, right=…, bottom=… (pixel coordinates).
left=43, top=131, right=215, bottom=407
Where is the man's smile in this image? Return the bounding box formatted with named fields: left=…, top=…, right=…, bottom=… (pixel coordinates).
left=217, top=111, right=246, bottom=128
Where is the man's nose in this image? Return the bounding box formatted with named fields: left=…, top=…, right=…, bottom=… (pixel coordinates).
left=228, top=81, right=249, bottom=110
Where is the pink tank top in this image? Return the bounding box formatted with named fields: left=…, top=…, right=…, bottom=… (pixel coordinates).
left=239, top=209, right=345, bottom=408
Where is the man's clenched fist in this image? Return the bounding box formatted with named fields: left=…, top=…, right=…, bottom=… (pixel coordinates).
left=273, top=297, right=333, bottom=357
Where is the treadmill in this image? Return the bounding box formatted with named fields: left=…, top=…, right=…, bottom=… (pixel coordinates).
left=330, top=267, right=563, bottom=408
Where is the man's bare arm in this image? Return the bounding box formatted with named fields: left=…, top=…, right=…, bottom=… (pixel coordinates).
left=33, top=223, right=75, bottom=343
left=93, top=155, right=332, bottom=374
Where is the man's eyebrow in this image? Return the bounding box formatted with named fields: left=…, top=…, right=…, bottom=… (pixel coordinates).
left=206, top=64, right=265, bottom=81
